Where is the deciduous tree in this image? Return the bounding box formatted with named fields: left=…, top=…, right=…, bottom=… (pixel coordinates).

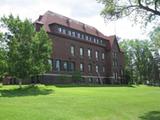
left=0, top=15, right=52, bottom=87
left=98, top=0, right=160, bottom=25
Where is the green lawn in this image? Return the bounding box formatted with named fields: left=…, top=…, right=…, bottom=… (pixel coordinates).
left=0, top=84, right=160, bottom=120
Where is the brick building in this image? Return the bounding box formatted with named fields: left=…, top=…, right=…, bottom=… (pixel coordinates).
left=33, top=11, right=126, bottom=84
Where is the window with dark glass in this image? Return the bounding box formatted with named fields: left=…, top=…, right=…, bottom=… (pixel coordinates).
left=89, top=36, right=92, bottom=41
left=100, top=40, right=103, bottom=44
left=88, top=49, right=92, bottom=59
left=70, top=46, right=75, bottom=56
left=80, top=47, right=84, bottom=57
left=55, top=60, right=61, bottom=71
left=77, top=33, right=81, bottom=38
left=81, top=34, right=84, bottom=39
left=96, top=39, right=99, bottom=44
left=58, top=27, right=62, bottom=33
left=95, top=51, right=99, bottom=60
left=62, top=28, right=66, bottom=34
left=86, top=35, right=89, bottom=40
left=72, top=31, right=76, bottom=37
left=102, top=66, right=105, bottom=73
left=68, top=62, right=75, bottom=71
left=96, top=65, right=99, bottom=73
left=68, top=30, right=71, bottom=36
left=63, top=61, right=68, bottom=71
left=102, top=53, right=105, bottom=60
left=94, top=38, right=96, bottom=43
left=88, top=64, right=92, bottom=73
left=80, top=63, right=84, bottom=72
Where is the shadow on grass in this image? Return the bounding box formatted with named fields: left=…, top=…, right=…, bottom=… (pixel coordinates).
left=53, top=84, right=135, bottom=88
left=0, top=85, right=54, bottom=97
left=140, top=111, right=160, bottom=120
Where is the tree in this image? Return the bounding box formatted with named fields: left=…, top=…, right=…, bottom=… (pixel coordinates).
left=150, top=27, right=160, bottom=48
left=0, top=15, right=52, bottom=87
left=150, top=27, right=160, bottom=85
left=98, top=0, right=160, bottom=25
left=120, top=39, right=154, bottom=84
left=0, top=33, right=8, bottom=82
left=30, top=28, right=52, bottom=83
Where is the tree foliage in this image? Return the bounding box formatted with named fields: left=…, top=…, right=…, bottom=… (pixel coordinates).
left=0, top=15, right=52, bottom=86
left=120, top=39, right=159, bottom=84
left=150, top=27, right=160, bottom=48
left=31, top=28, right=52, bottom=76
left=98, top=0, right=160, bottom=25
left=0, top=33, right=8, bottom=81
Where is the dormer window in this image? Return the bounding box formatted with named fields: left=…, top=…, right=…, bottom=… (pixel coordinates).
left=62, top=28, right=66, bottom=34
left=89, top=36, right=92, bottom=41
left=58, top=27, right=62, bottom=33
left=86, top=35, right=89, bottom=40
left=77, top=33, right=81, bottom=38
left=94, top=38, right=96, bottom=43
left=96, top=39, right=99, bottom=44
left=81, top=34, right=84, bottom=39
left=72, top=31, right=76, bottom=37
left=68, top=30, right=71, bottom=36
left=100, top=40, right=103, bottom=44
left=56, top=25, right=105, bottom=46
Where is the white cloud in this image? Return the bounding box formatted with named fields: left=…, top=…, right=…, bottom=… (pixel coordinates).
left=0, top=0, right=149, bottom=39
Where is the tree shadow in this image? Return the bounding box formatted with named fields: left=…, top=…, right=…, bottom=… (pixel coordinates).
left=53, top=84, right=135, bottom=88
left=0, top=85, right=54, bottom=97
left=140, top=111, right=160, bottom=120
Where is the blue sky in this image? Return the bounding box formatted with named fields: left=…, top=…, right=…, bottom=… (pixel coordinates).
left=0, top=0, right=150, bottom=39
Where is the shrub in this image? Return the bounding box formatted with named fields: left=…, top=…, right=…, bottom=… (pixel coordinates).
left=57, top=75, right=70, bottom=83
left=72, top=71, right=82, bottom=83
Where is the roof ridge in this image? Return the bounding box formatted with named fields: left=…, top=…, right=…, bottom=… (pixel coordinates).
left=45, top=10, right=101, bottom=32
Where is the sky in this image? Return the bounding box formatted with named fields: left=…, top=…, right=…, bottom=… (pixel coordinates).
left=0, top=0, right=151, bottom=39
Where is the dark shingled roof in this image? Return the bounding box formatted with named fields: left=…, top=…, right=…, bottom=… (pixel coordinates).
left=35, top=11, right=108, bottom=40
left=35, top=11, right=124, bottom=52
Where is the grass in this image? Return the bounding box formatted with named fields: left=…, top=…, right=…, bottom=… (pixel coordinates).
left=0, top=84, right=160, bottom=120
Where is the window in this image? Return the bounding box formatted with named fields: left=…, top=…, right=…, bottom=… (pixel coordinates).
left=89, top=36, right=92, bottom=41
left=88, top=49, right=92, bottom=59
left=70, top=46, right=75, bottom=56
left=80, top=63, right=84, bottom=72
left=96, top=39, right=99, bottom=44
left=113, top=72, right=116, bottom=79
left=86, top=35, right=89, bottom=40
left=68, top=62, right=75, bottom=71
left=68, top=30, right=71, bottom=36
left=58, top=27, right=62, bottom=33
left=88, top=64, right=92, bottom=73
left=63, top=61, right=68, bottom=71
left=102, top=40, right=106, bottom=45
left=94, top=38, right=96, bottom=43
left=88, top=78, right=92, bottom=83
left=116, top=60, right=118, bottom=66
left=96, top=65, right=99, bottom=73
left=77, top=32, right=81, bottom=38
left=72, top=31, right=76, bottom=37
left=100, top=40, right=103, bottom=44
left=113, top=60, right=115, bottom=67
left=95, top=51, right=99, bottom=60
left=102, top=66, right=105, bottom=73
left=102, top=53, right=105, bottom=60
left=62, top=28, right=66, bottom=34
left=55, top=60, right=61, bottom=71
left=80, top=47, right=84, bottom=57
left=81, top=34, right=84, bottom=39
